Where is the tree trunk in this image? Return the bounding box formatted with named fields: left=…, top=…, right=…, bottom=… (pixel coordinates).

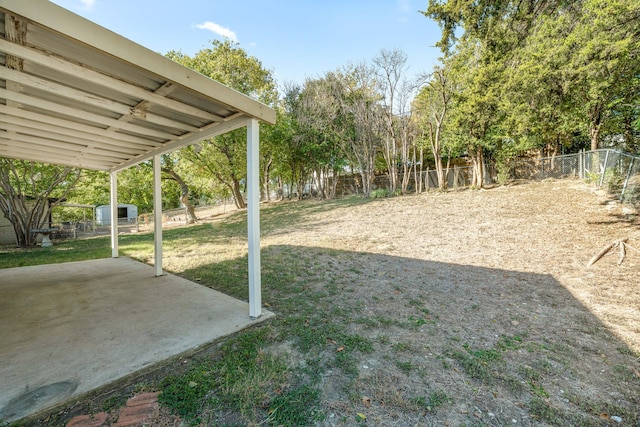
left=469, top=147, right=485, bottom=188
left=330, top=169, right=339, bottom=199
left=262, top=157, right=272, bottom=202
left=231, top=177, right=246, bottom=209
left=429, top=122, right=447, bottom=191
left=162, top=167, right=197, bottom=224
left=590, top=126, right=601, bottom=151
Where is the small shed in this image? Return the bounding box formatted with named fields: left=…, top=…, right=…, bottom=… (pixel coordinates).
left=96, top=204, right=138, bottom=226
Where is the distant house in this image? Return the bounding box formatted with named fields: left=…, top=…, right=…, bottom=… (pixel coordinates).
left=95, top=204, right=138, bottom=226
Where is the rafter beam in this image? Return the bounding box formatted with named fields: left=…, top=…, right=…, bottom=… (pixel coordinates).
left=0, top=38, right=228, bottom=123
left=0, top=88, right=177, bottom=140
left=0, top=133, right=130, bottom=162
left=0, top=144, right=114, bottom=170
left=0, top=122, right=143, bottom=158
left=0, top=105, right=164, bottom=149
left=112, top=114, right=248, bottom=172
left=0, top=115, right=149, bottom=155
left=0, top=67, right=201, bottom=132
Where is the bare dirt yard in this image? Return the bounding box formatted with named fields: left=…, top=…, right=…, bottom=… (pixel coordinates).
left=252, top=179, right=640, bottom=426
left=33, top=179, right=640, bottom=426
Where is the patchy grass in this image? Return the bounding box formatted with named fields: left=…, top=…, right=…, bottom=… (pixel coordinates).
left=4, top=182, right=640, bottom=426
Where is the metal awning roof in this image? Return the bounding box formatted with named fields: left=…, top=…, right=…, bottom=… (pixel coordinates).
left=0, top=0, right=276, bottom=172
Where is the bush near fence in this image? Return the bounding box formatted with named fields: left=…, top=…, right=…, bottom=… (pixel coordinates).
left=510, top=149, right=640, bottom=207
left=331, top=164, right=495, bottom=197
left=326, top=148, right=639, bottom=207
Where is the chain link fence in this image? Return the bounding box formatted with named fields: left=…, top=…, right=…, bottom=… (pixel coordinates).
left=332, top=149, right=639, bottom=205
left=332, top=165, right=491, bottom=197
left=511, top=149, right=640, bottom=206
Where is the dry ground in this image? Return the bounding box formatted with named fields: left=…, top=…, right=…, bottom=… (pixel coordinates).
left=252, top=179, right=640, bottom=426
left=33, top=179, right=640, bottom=426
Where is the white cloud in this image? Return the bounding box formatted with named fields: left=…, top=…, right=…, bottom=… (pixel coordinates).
left=80, top=0, right=96, bottom=8
left=195, top=21, right=238, bottom=42
left=397, top=0, right=411, bottom=13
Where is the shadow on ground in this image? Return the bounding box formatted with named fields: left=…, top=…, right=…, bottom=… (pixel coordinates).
left=172, top=244, right=640, bottom=426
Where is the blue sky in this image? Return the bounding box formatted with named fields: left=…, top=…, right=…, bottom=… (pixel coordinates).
left=50, top=0, right=443, bottom=87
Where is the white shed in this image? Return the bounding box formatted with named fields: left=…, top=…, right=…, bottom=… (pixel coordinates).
left=96, top=204, right=138, bottom=226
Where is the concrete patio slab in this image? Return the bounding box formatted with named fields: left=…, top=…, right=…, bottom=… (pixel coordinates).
left=0, top=257, right=273, bottom=423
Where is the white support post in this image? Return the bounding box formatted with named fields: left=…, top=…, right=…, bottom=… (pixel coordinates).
left=247, top=119, right=262, bottom=319
left=153, top=154, right=163, bottom=276
left=110, top=170, right=118, bottom=257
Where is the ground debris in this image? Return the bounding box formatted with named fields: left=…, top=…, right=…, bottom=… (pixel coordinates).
left=587, top=238, right=637, bottom=267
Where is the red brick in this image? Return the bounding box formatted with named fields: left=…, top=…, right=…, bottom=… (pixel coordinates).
left=112, top=415, right=153, bottom=427
left=112, top=417, right=149, bottom=427
left=126, top=392, right=161, bottom=407
left=113, top=398, right=159, bottom=427
left=118, top=402, right=158, bottom=419
left=66, top=412, right=108, bottom=427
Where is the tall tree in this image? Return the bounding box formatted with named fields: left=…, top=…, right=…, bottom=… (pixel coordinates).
left=0, top=159, right=81, bottom=247
left=563, top=0, right=640, bottom=150
left=414, top=67, right=452, bottom=190
left=166, top=40, right=277, bottom=208
left=289, top=77, right=348, bottom=199
left=328, top=65, right=385, bottom=197
left=374, top=49, right=408, bottom=193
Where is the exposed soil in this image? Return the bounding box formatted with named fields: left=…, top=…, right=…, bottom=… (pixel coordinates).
left=255, top=179, right=640, bottom=426
left=34, top=179, right=640, bottom=426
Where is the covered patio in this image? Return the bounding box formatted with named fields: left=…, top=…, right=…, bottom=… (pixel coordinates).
left=0, top=258, right=274, bottom=422
left=0, top=0, right=275, bottom=422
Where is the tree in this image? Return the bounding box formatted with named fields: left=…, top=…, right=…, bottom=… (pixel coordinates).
left=287, top=77, right=349, bottom=199
left=161, top=154, right=197, bottom=223
left=166, top=40, right=277, bottom=208
left=423, top=0, right=640, bottom=162
left=373, top=49, right=408, bottom=193
left=0, top=159, right=81, bottom=247
left=328, top=65, right=385, bottom=197
left=562, top=0, right=640, bottom=150
left=414, top=67, right=452, bottom=190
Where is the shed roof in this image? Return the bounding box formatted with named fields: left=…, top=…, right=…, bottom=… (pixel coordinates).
left=0, top=0, right=276, bottom=172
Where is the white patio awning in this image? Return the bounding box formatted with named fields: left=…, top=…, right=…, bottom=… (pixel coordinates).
left=0, top=0, right=272, bottom=320
left=0, top=0, right=276, bottom=172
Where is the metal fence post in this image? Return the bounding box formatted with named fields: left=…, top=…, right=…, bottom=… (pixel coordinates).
left=599, top=149, right=610, bottom=187
left=620, top=156, right=635, bottom=201
left=578, top=150, right=583, bottom=179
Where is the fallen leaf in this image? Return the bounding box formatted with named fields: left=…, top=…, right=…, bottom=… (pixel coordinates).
left=599, top=413, right=610, bottom=420
left=356, top=412, right=366, bottom=421
left=337, top=346, right=345, bottom=352
left=362, top=396, right=371, bottom=407
left=631, top=366, right=640, bottom=378
left=264, top=302, right=271, bottom=307
left=188, top=381, right=198, bottom=388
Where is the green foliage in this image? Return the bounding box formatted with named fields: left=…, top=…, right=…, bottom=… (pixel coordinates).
left=267, top=384, right=324, bottom=426
left=165, top=40, right=277, bottom=208
left=0, top=159, right=83, bottom=247
left=369, top=188, right=387, bottom=199
left=420, top=0, right=640, bottom=173
left=411, top=390, right=451, bottom=412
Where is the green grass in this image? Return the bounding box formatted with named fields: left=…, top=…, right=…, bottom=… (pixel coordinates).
left=4, top=196, right=640, bottom=426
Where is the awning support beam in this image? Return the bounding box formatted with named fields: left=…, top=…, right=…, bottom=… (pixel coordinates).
left=110, top=171, right=118, bottom=258
left=153, top=154, right=163, bottom=276
left=247, top=118, right=261, bottom=319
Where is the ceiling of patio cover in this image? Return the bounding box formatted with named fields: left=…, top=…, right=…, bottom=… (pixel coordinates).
left=0, top=0, right=276, bottom=172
